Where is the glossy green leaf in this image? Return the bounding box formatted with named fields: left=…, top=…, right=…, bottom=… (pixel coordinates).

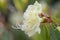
left=33, top=23, right=50, bottom=40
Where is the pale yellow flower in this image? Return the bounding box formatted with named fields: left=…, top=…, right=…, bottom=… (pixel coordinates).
left=21, top=1, right=43, bottom=37
left=12, top=1, right=43, bottom=37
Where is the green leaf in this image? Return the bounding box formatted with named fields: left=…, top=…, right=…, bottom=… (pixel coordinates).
left=50, top=23, right=60, bottom=40
left=33, top=23, right=50, bottom=40
left=51, top=16, right=60, bottom=23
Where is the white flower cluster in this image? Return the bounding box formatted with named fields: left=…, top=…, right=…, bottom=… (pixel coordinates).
left=12, top=1, right=43, bottom=37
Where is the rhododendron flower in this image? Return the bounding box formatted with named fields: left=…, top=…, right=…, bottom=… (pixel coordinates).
left=12, top=1, right=43, bottom=37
